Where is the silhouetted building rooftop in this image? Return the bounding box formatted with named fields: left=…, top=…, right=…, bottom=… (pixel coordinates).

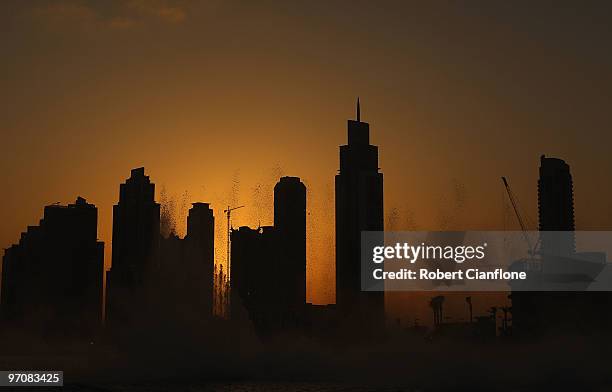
left=1, top=197, right=104, bottom=340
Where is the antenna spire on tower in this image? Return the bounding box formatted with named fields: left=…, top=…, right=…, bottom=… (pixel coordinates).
left=357, top=97, right=361, bottom=122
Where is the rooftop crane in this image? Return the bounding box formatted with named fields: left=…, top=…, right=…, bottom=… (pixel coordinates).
left=223, top=205, right=244, bottom=281
left=501, top=177, right=537, bottom=256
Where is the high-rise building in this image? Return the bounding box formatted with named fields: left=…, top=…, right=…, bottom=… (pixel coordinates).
left=185, top=202, right=215, bottom=317
left=106, top=167, right=160, bottom=326
left=1, top=197, right=104, bottom=339
left=230, top=177, right=307, bottom=335
left=335, top=99, right=385, bottom=334
left=538, top=155, right=575, bottom=255
left=230, top=226, right=277, bottom=331
left=512, top=155, right=600, bottom=337
left=156, top=202, right=215, bottom=323
left=274, top=177, right=306, bottom=316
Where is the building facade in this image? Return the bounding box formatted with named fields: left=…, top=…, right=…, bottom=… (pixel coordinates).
left=335, top=100, right=385, bottom=335
left=274, top=177, right=307, bottom=318
left=538, top=154, right=576, bottom=256
left=1, top=197, right=104, bottom=339
left=230, top=177, right=307, bottom=336
left=106, top=167, right=160, bottom=327
left=184, top=202, right=215, bottom=317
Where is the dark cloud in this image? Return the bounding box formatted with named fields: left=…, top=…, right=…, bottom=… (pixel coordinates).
left=27, top=0, right=190, bottom=31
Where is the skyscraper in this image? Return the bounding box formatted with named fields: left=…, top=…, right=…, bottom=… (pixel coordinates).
left=230, top=225, right=277, bottom=332
left=335, top=99, right=385, bottom=334
left=1, top=197, right=104, bottom=339
left=106, top=167, right=160, bottom=326
left=513, top=155, right=586, bottom=337
left=155, top=202, right=215, bottom=324
left=229, top=177, right=307, bottom=336
left=538, top=155, right=576, bottom=256
left=274, top=177, right=306, bottom=317
left=185, top=202, right=215, bottom=317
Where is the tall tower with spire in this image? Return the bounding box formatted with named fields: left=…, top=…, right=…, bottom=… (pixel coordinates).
left=335, top=98, right=385, bottom=336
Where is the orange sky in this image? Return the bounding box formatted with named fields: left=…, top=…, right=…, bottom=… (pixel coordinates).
left=2, top=1, right=612, bottom=323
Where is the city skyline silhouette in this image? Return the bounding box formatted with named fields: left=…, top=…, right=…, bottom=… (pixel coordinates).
left=1, top=98, right=605, bottom=335
left=3, top=2, right=612, bottom=311
left=1, top=98, right=611, bottom=331
left=2, top=2, right=612, bottom=389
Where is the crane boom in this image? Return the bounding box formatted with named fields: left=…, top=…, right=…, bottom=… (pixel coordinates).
left=501, top=177, right=535, bottom=255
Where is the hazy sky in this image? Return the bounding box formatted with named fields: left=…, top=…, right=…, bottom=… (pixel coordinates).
left=1, top=1, right=611, bottom=319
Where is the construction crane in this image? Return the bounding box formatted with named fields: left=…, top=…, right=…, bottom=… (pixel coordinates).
left=501, top=177, right=537, bottom=255
left=223, top=205, right=244, bottom=281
